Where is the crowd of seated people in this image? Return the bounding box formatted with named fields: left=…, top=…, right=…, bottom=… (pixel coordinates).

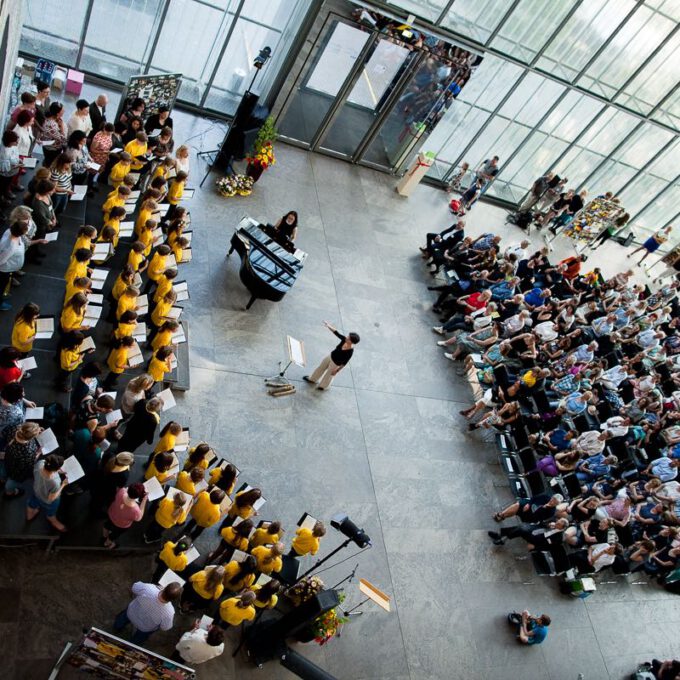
left=420, top=221, right=680, bottom=586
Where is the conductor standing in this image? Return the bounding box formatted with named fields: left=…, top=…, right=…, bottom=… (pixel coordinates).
left=303, top=321, right=360, bottom=391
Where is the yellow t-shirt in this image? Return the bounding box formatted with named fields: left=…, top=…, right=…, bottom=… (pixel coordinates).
left=219, top=526, right=249, bottom=551
left=190, top=569, right=224, bottom=601
left=154, top=431, right=178, bottom=454
left=127, top=249, right=145, bottom=272
left=154, top=496, right=188, bottom=528
left=144, top=457, right=176, bottom=485
left=64, top=259, right=88, bottom=286
left=64, top=280, right=88, bottom=305
left=135, top=208, right=152, bottom=237
left=116, top=294, right=137, bottom=320
left=107, top=345, right=128, bottom=374
left=251, top=546, right=282, bottom=574
left=138, top=227, right=153, bottom=257
left=167, top=179, right=185, bottom=205
left=222, top=561, right=256, bottom=591
left=219, top=599, right=256, bottom=626
left=148, top=252, right=167, bottom=282
left=190, top=491, right=220, bottom=528
left=208, top=467, right=234, bottom=494
left=151, top=328, right=173, bottom=352
left=60, top=347, right=83, bottom=372
left=171, top=243, right=183, bottom=264
left=151, top=298, right=172, bottom=327
left=124, top=139, right=148, bottom=170
left=102, top=218, right=120, bottom=248
left=292, top=528, right=320, bottom=556
left=185, top=450, right=209, bottom=471
left=109, top=161, right=131, bottom=186
left=60, top=306, right=85, bottom=332
left=11, top=319, right=36, bottom=353
left=250, top=527, right=280, bottom=549
left=114, top=321, right=135, bottom=340
left=252, top=585, right=278, bottom=610
left=112, top=273, right=130, bottom=300
left=159, top=541, right=188, bottom=572
left=227, top=491, right=254, bottom=520
left=153, top=275, right=174, bottom=304
left=72, top=235, right=93, bottom=255
left=102, top=194, right=124, bottom=217
left=176, top=470, right=198, bottom=496
left=148, top=355, right=170, bottom=383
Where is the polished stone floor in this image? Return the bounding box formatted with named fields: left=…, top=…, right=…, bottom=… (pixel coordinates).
left=1, top=94, right=678, bottom=680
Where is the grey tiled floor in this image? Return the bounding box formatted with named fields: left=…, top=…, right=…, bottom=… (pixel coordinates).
left=1, top=92, right=677, bottom=679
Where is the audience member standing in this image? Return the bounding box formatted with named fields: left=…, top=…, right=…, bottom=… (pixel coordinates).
left=113, top=581, right=181, bottom=644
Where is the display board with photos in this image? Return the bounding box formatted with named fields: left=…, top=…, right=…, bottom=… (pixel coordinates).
left=66, top=627, right=194, bottom=679
left=116, top=73, right=183, bottom=122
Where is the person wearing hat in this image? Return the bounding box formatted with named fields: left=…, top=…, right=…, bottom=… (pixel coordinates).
left=218, top=590, right=256, bottom=629
left=303, top=321, right=360, bottom=391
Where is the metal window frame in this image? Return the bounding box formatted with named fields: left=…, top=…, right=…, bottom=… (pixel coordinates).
left=629, top=169, right=680, bottom=225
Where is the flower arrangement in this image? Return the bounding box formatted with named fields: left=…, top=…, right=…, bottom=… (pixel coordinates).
left=216, top=174, right=253, bottom=198
left=310, top=592, right=348, bottom=646
left=286, top=576, right=324, bottom=606
left=245, top=116, right=278, bottom=181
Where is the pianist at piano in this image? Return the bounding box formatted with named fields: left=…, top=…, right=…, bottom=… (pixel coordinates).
left=274, top=210, right=298, bottom=243
left=227, top=216, right=306, bottom=309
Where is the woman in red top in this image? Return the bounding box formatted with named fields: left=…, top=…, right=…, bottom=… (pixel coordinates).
left=103, top=482, right=148, bottom=549
left=0, top=347, right=25, bottom=387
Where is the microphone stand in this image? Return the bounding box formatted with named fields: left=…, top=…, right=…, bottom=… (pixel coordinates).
left=290, top=537, right=354, bottom=588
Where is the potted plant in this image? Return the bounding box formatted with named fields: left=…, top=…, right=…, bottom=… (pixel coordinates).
left=216, top=173, right=254, bottom=198
left=245, top=116, right=277, bottom=182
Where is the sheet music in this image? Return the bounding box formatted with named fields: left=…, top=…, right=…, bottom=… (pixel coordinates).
left=25, top=407, right=44, bottom=420
left=37, top=428, right=59, bottom=453
left=157, top=388, right=176, bottom=411
left=17, top=356, right=37, bottom=371
left=61, top=456, right=85, bottom=483
left=143, top=476, right=164, bottom=501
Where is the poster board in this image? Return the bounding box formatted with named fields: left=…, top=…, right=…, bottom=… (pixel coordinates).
left=66, top=627, right=194, bottom=679
left=116, top=73, right=183, bottom=122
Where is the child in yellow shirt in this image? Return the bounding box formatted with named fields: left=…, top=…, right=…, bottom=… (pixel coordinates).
left=116, top=286, right=140, bottom=320
left=127, top=241, right=148, bottom=274
left=150, top=319, right=179, bottom=352
left=60, top=292, right=89, bottom=333
left=187, top=488, right=225, bottom=538
left=144, top=450, right=178, bottom=485
left=151, top=290, right=177, bottom=328
left=153, top=421, right=182, bottom=454
left=58, top=331, right=85, bottom=392
left=137, top=218, right=155, bottom=257
left=290, top=521, right=326, bottom=557
left=72, top=225, right=97, bottom=255
left=114, top=310, right=137, bottom=339
left=103, top=206, right=126, bottom=248
left=171, top=236, right=190, bottom=264
left=11, top=302, right=40, bottom=354
left=176, top=467, right=205, bottom=497
left=152, top=538, right=191, bottom=581
left=165, top=170, right=187, bottom=221
left=112, top=266, right=135, bottom=301
left=64, top=276, right=91, bottom=307
left=145, top=492, right=189, bottom=543
left=219, top=592, right=256, bottom=627
left=148, top=345, right=174, bottom=384
left=108, top=152, right=132, bottom=187
left=64, top=248, right=92, bottom=287
left=102, top=184, right=130, bottom=218
left=153, top=268, right=178, bottom=304
left=147, top=245, right=172, bottom=285
left=104, top=335, right=135, bottom=389
left=124, top=131, right=148, bottom=171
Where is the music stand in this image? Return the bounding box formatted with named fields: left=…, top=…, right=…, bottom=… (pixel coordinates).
left=342, top=579, right=391, bottom=617
left=265, top=335, right=305, bottom=397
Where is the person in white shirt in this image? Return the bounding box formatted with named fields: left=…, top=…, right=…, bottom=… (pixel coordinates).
left=67, top=99, right=93, bottom=137
left=600, top=364, right=633, bottom=390
left=533, top=320, right=558, bottom=342
left=174, top=622, right=225, bottom=665
left=601, top=415, right=630, bottom=438
left=504, top=240, right=530, bottom=262
left=502, top=310, right=531, bottom=337
left=573, top=430, right=610, bottom=456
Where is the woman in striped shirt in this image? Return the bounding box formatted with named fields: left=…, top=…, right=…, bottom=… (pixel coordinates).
left=49, top=153, right=74, bottom=214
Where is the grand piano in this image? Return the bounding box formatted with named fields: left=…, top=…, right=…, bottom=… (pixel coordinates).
left=227, top=216, right=306, bottom=309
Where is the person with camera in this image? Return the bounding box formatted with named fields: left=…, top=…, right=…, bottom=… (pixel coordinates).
left=507, top=610, right=550, bottom=645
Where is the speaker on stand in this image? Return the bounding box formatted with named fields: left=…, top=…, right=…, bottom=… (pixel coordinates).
left=199, top=47, right=272, bottom=186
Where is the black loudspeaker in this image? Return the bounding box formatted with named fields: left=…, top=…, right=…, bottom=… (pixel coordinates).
left=280, top=648, right=338, bottom=680
left=245, top=590, right=341, bottom=664
left=214, top=92, right=269, bottom=170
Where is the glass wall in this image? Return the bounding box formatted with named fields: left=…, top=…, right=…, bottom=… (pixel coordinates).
left=19, top=0, right=308, bottom=113
left=376, top=0, right=680, bottom=243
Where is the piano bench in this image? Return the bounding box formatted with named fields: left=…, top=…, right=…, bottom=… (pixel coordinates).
left=166, top=320, right=191, bottom=391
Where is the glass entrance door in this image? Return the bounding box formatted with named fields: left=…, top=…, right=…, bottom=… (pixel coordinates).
left=278, top=17, right=374, bottom=146
left=316, top=37, right=415, bottom=160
